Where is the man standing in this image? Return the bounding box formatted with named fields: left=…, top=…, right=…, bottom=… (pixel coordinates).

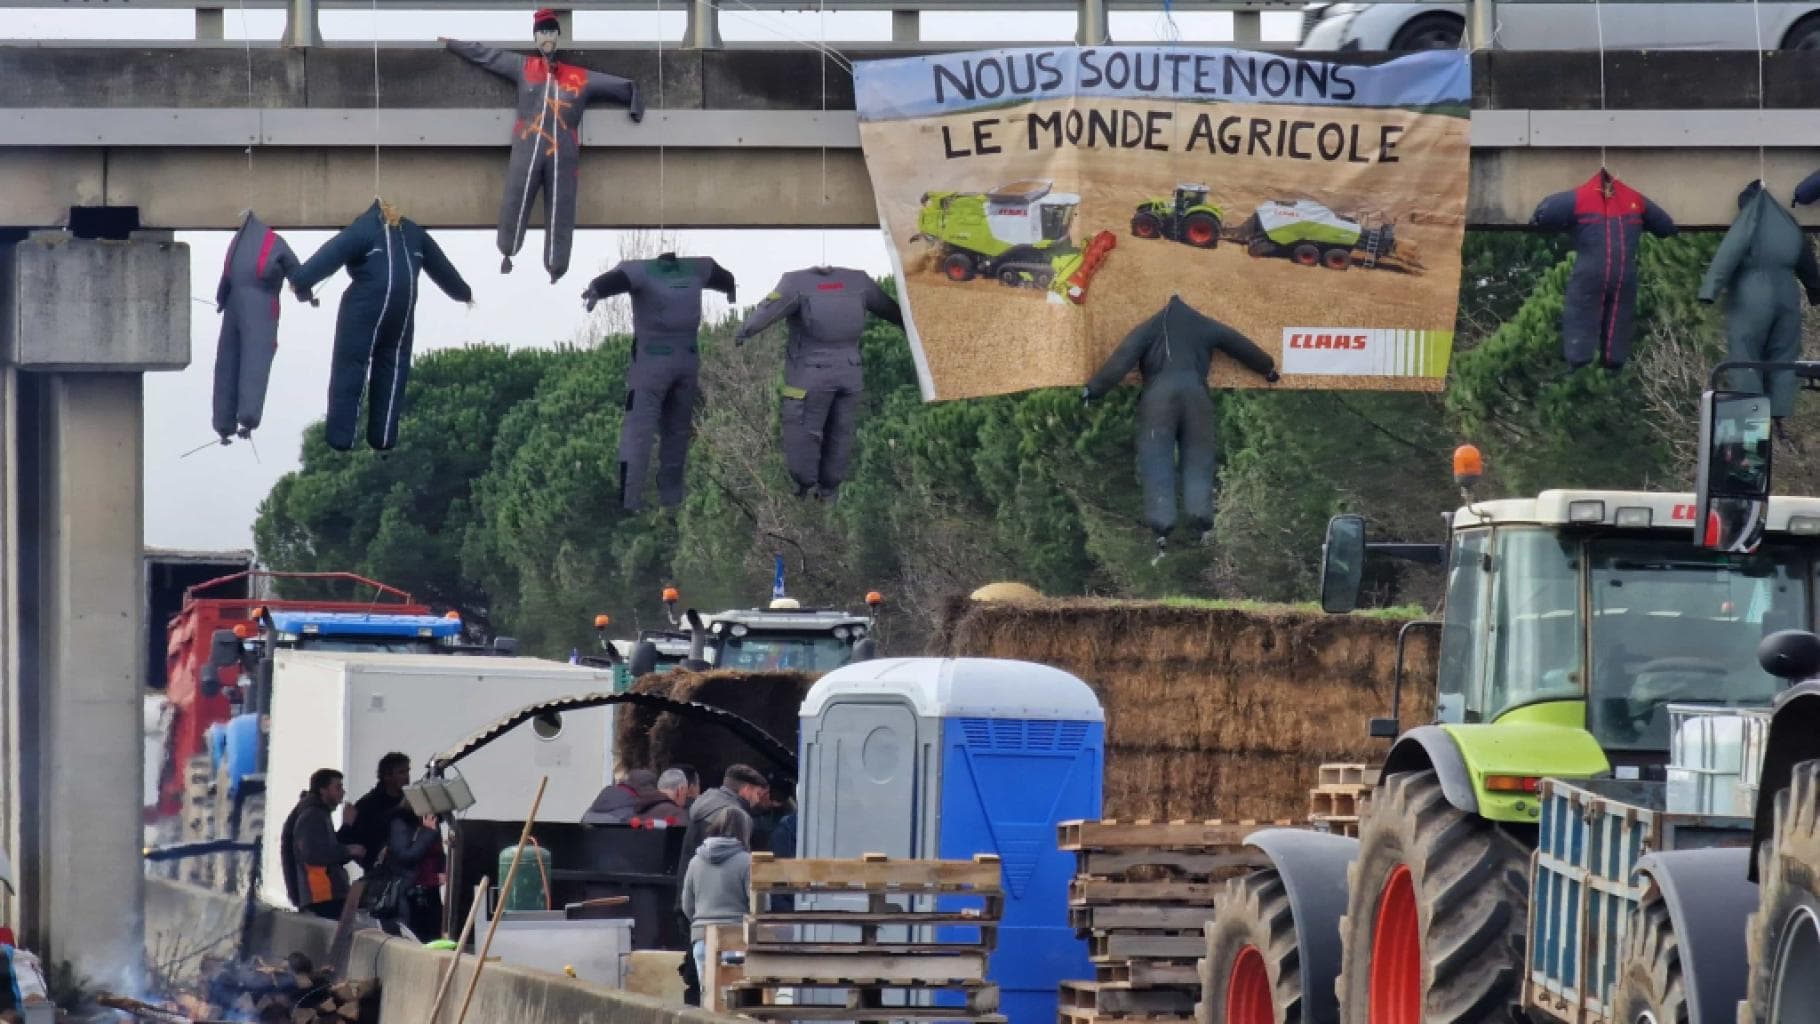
left=441, top=12, right=644, bottom=283
left=339, top=752, right=410, bottom=872
left=280, top=769, right=365, bottom=919
left=674, top=765, right=767, bottom=1004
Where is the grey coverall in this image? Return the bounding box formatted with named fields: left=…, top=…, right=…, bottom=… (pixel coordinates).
left=1699, top=180, right=1820, bottom=418
left=212, top=211, right=303, bottom=440
left=584, top=256, right=737, bottom=509
left=734, top=267, right=903, bottom=498
left=1084, top=295, right=1278, bottom=538
left=445, top=39, right=644, bottom=283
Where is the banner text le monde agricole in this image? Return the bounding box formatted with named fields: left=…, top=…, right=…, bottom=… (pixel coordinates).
left=852, top=47, right=1472, bottom=400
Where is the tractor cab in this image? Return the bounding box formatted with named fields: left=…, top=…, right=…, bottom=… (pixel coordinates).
left=1174, top=183, right=1210, bottom=216
left=1322, top=447, right=1820, bottom=774
left=984, top=180, right=1079, bottom=245
left=628, top=587, right=884, bottom=675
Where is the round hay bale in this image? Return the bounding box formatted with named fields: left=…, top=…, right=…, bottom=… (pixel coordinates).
left=970, top=581, right=1043, bottom=603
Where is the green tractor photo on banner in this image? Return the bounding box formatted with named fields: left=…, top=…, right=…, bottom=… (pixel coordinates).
left=1130, top=184, right=1225, bottom=249
left=910, top=180, right=1116, bottom=303
left=1233, top=199, right=1423, bottom=273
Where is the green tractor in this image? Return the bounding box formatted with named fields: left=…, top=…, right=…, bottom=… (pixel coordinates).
left=1129, top=183, right=1224, bottom=248
left=912, top=179, right=1115, bottom=303
left=1233, top=198, right=1420, bottom=271
left=1200, top=441, right=1820, bottom=1024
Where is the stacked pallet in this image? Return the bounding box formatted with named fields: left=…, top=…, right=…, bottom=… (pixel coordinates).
left=725, top=852, right=1006, bottom=1023
left=1057, top=820, right=1270, bottom=1024
left=1306, top=763, right=1379, bottom=838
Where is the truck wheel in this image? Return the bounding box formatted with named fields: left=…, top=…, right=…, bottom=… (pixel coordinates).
left=1184, top=213, right=1221, bottom=249
left=1131, top=212, right=1163, bottom=239
left=1205, top=870, right=1302, bottom=1023
left=942, top=252, right=976, bottom=282
left=1612, top=898, right=1687, bottom=1024
left=1336, top=770, right=1529, bottom=1024
left=1745, top=759, right=1820, bottom=1023
left=1322, top=248, right=1353, bottom=270
left=1291, top=243, right=1321, bottom=267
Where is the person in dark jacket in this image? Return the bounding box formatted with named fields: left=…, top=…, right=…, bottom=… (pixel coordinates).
left=582, top=768, right=684, bottom=826
left=442, top=12, right=644, bottom=283
left=338, top=752, right=410, bottom=874
left=677, top=764, right=767, bottom=873
left=1700, top=179, right=1820, bottom=441
left=292, top=199, right=473, bottom=452
left=1083, top=295, right=1279, bottom=555
left=371, top=805, right=443, bottom=939
left=213, top=210, right=308, bottom=442
left=582, top=255, right=737, bottom=509
left=734, top=267, right=903, bottom=500
left=279, top=769, right=365, bottom=918
left=1530, top=169, right=1677, bottom=370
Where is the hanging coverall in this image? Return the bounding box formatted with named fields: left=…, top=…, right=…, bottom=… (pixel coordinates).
left=1698, top=180, right=1820, bottom=420
left=293, top=200, right=473, bottom=452
left=1083, top=295, right=1278, bottom=540
left=583, top=256, right=737, bottom=509
left=213, top=211, right=304, bottom=440
left=1530, top=170, right=1677, bottom=370
left=733, top=267, right=903, bottom=499
left=445, top=27, right=644, bottom=284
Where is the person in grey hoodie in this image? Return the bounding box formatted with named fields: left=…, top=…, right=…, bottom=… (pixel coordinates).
left=681, top=808, right=751, bottom=987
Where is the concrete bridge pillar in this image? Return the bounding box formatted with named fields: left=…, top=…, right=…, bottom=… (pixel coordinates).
left=0, top=231, right=189, bottom=992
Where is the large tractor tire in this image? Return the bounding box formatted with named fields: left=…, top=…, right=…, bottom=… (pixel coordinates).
left=1131, top=211, right=1164, bottom=239
left=1204, top=870, right=1303, bottom=1023
left=1335, top=770, right=1530, bottom=1024
left=1743, top=759, right=1820, bottom=1023
left=1291, top=243, right=1322, bottom=267
left=1611, top=899, right=1687, bottom=1024
left=941, top=252, right=977, bottom=282
left=1183, top=212, right=1221, bottom=248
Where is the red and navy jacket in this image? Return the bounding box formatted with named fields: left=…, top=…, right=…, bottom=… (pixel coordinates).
left=1531, top=171, right=1677, bottom=280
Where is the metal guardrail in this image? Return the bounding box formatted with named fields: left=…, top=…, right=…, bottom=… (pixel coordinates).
left=0, top=0, right=1489, bottom=50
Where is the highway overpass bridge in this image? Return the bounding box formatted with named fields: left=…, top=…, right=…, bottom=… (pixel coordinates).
left=3, top=46, right=1820, bottom=230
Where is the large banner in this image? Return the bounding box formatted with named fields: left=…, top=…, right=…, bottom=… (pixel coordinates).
left=853, top=47, right=1472, bottom=400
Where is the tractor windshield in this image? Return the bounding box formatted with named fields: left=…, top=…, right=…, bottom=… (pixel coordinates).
left=1040, top=203, right=1074, bottom=241
left=1586, top=539, right=1810, bottom=750
left=715, top=633, right=855, bottom=672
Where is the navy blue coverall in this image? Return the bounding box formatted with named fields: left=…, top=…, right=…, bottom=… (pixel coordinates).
left=1530, top=170, right=1677, bottom=370
left=213, top=211, right=305, bottom=440
left=293, top=201, right=473, bottom=451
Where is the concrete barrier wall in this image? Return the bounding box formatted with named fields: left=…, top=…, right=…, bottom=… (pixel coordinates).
left=146, top=877, right=735, bottom=1024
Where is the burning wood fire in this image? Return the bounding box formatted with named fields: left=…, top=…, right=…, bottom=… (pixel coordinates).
left=98, top=955, right=377, bottom=1024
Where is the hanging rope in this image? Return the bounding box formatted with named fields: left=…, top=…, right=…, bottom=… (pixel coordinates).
left=1752, top=0, right=1767, bottom=188
left=371, top=0, right=382, bottom=199
left=656, top=0, right=667, bottom=236
left=818, top=0, right=828, bottom=266
left=708, top=0, right=854, bottom=73
left=1593, top=0, right=1607, bottom=170
left=238, top=0, right=255, bottom=195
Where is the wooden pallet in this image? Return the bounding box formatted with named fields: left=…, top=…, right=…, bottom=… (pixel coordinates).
left=1057, top=820, right=1287, bottom=853
left=1316, top=763, right=1381, bottom=789
left=1309, top=815, right=1360, bottom=839
left=750, top=853, right=1003, bottom=896
left=726, top=979, right=1000, bottom=1020
left=740, top=950, right=990, bottom=985
left=1069, top=905, right=1217, bottom=933
left=1070, top=879, right=1221, bottom=905
left=1070, top=847, right=1264, bottom=881
left=1059, top=981, right=1198, bottom=1016
left=1088, top=932, right=1208, bottom=962
left=1094, top=961, right=1200, bottom=988
left=1308, top=788, right=1363, bottom=819
left=1058, top=1009, right=1196, bottom=1024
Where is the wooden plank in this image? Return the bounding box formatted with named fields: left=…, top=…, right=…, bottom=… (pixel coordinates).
left=740, top=951, right=989, bottom=984
left=1095, top=962, right=1201, bottom=987
left=1095, top=989, right=1199, bottom=1015
left=747, top=909, right=999, bottom=927
left=1074, top=848, right=1263, bottom=879
left=1070, top=905, right=1216, bottom=932
left=747, top=941, right=992, bottom=956
left=750, top=854, right=1003, bottom=894
left=1058, top=1008, right=1197, bottom=1024
left=1070, top=880, right=1221, bottom=905
left=734, top=1009, right=1005, bottom=1023
left=704, top=922, right=744, bottom=1014
left=1089, top=933, right=1209, bottom=960
left=1057, top=820, right=1283, bottom=852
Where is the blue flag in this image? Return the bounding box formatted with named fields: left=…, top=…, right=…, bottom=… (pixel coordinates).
left=772, top=555, right=787, bottom=600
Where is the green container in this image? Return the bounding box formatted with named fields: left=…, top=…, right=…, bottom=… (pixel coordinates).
left=497, top=843, right=551, bottom=911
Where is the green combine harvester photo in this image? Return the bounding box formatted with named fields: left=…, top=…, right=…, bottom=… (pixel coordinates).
left=1232, top=198, right=1422, bottom=272
left=911, top=179, right=1115, bottom=303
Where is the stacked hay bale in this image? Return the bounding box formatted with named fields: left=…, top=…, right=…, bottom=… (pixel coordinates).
left=931, top=598, right=1436, bottom=822
left=615, top=669, right=816, bottom=783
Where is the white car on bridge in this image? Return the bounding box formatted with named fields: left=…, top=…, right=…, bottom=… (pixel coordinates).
left=1297, top=1, right=1820, bottom=51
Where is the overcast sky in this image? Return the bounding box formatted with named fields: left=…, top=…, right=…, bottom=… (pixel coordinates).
left=1, top=6, right=1300, bottom=552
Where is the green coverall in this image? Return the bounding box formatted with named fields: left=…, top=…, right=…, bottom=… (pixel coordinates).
left=1698, top=180, right=1820, bottom=419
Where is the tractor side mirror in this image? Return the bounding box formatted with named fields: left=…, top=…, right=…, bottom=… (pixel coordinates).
left=1320, top=514, right=1367, bottom=614
left=852, top=636, right=878, bottom=662
left=493, top=636, right=519, bottom=657
left=1694, top=389, right=1772, bottom=554
left=1760, top=630, right=1820, bottom=682
left=200, top=662, right=222, bottom=697
left=209, top=628, right=242, bottom=670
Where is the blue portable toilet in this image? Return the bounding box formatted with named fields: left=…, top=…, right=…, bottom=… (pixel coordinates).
left=798, top=657, right=1105, bottom=1024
